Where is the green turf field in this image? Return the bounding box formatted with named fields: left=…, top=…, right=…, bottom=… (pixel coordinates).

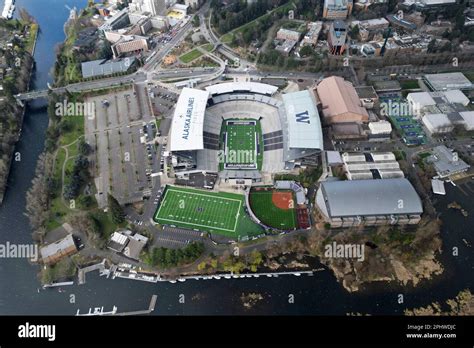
left=219, top=119, right=263, bottom=170
left=154, top=186, right=264, bottom=239
left=249, top=190, right=297, bottom=230
left=226, top=124, right=257, bottom=164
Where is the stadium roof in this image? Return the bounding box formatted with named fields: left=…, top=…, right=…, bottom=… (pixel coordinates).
left=205, top=82, right=278, bottom=96
left=318, top=178, right=423, bottom=217
left=170, top=88, right=209, bottom=152
left=282, top=90, right=324, bottom=150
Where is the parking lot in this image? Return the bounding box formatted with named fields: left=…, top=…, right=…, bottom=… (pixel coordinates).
left=149, top=85, right=178, bottom=116
left=85, top=88, right=160, bottom=208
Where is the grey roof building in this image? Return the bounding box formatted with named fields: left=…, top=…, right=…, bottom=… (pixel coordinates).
left=427, top=145, right=470, bottom=178
left=81, top=58, right=136, bottom=79
left=424, top=73, right=473, bottom=91
left=316, top=178, right=423, bottom=226
left=40, top=234, right=78, bottom=265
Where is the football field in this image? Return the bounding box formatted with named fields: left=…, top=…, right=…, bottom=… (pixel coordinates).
left=154, top=186, right=242, bottom=234
left=224, top=120, right=259, bottom=168
left=226, top=121, right=256, bottom=164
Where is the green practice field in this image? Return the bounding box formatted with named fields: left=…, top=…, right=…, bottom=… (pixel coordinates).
left=221, top=119, right=263, bottom=170
left=154, top=186, right=263, bottom=239
left=249, top=190, right=297, bottom=230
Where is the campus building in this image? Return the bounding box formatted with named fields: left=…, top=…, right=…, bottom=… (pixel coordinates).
left=327, top=20, right=347, bottom=55
left=316, top=76, right=369, bottom=124
left=342, top=152, right=404, bottom=180
left=426, top=145, right=471, bottom=178
left=323, top=0, right=353, bottom=19
left=316, top=178, right=423, bottom=227
left=40, top=234, right=78, bottom=265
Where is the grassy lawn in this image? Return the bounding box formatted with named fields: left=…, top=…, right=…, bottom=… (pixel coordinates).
left=25, top=23, right=38, bottom=54
left=221, top=32, right=233, bottom=44
left=400, top=79, right=420, bottom=90
left=463, top=71, right=474, bottom=83
left=179, top=49, right=203, bottom=63
left=201, top=43, right=214, bottom=52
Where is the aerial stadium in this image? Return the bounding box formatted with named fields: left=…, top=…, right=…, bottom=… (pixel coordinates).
left=154, top=82, right=324, bottom=239
left=167, top=82, right=324, bottom=186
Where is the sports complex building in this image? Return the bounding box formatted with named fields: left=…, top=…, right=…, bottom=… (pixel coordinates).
left=154, top=82, right=324, bottom=240
left=315, top=178, right=423, bottom=227
left=168, top=82, right=324, bottom=186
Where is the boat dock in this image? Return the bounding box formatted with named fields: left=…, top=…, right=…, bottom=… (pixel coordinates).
left=113, top=268, right=324, bottom=283
left=115, top=295, right=157, bottom=316
left=78, top=259, right=110, bottom=285
left=76, top=295, right=157, bottom=316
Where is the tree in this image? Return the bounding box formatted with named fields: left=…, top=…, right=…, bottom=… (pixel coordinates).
left=427, top=38, right=437, bottom=53
left=350, top=24, right=360, bottom=39
left=108, top=194, right=125, bottom=224
left=299, top=45, right=314, bottom=57
left=78, top=138, right=91, bottom=156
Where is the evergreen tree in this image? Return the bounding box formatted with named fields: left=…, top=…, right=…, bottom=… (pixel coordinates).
left=108, top=194, right=125, bottom=224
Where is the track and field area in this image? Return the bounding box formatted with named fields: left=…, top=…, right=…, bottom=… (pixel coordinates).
left=154, top=186, right=263, bottom=239
left=221, top=119, right=263, bottom=170
left=249, top=188, right=297, bottom=230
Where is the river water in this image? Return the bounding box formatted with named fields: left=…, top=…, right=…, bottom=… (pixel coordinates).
left=0, top=0, right=472, bottom=315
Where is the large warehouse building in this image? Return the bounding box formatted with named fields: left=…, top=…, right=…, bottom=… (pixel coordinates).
left=168, top=82, right=324, bottom=185
left=316, top=178, right=423, bottom=227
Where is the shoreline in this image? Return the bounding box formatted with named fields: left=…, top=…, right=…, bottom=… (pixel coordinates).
left=0, top=18, right=39, bottom=206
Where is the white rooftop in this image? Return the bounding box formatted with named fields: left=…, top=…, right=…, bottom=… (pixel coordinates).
left=170, top=88, right=209, bottom=152
left=205, top=82, right=278, bottom=96
left=407, top=92, right=436, bottom=107
left=460, top=111, right=474, bottom=130
left=442, top=90, right=469, bottom=105
left=422, top=113, right=451, bottom=128
left=282, top=90, right=323, bottom=150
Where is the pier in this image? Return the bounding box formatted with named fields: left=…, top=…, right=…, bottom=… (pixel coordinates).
left=76, top=295, right=157, bottom=316
left=77, top=259, right=110, bottom=285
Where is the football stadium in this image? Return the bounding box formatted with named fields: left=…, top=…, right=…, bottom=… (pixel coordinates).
left=154, top=82, right=323, bottom=239
left=167, top=82, right=324, bottom=185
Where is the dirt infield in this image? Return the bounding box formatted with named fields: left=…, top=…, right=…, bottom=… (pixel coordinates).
left=272, top=191, right=293, bottom=210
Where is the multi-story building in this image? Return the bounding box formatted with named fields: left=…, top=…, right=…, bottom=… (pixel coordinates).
left=323, top=0, right=353, bottom=19
left=302, top=21, right=323, bottom=46
left=111, top=35, right=150, bottom=58
left=276, top=28, right=302, bottom=42
left=327, top=20, right=347, bottom=55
